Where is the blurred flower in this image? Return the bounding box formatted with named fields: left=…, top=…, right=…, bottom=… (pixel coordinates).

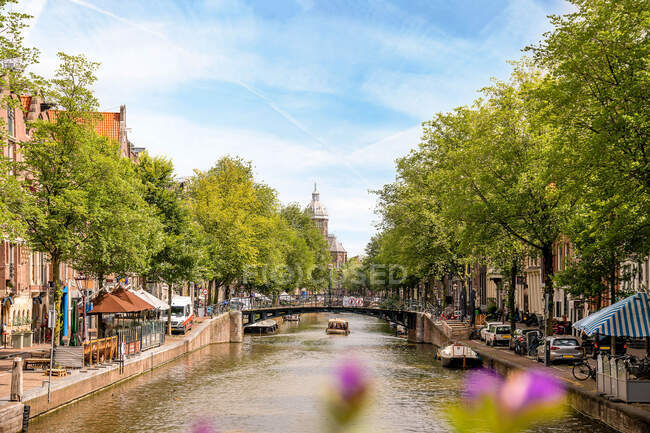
left=325, top=358, right=372, bottom=432
left=463, top=369, right=504, bottom=402
left=336, top=359, right=368, bottom=401
left=191, top=419, right=218, bottom=433
left=447, top=368, right=566, bottom=433
left=499, top=370, right=565, bottom=412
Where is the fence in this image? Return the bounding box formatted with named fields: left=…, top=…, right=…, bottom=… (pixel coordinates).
left=82, top=336, right=118, bottom=366
left=115, top=321, right=165, bottom=357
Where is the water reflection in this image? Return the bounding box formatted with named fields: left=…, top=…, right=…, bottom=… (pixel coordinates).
left=30, top=313, right=615, bottom=433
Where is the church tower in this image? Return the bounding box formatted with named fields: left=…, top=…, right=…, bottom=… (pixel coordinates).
left=307, top=183, right=328, bottom=237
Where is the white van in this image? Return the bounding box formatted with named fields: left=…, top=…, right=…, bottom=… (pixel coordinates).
left=170, top=295, right=194, bottom=334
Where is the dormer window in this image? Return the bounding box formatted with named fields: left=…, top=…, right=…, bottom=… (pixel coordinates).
left=7, top=105, right=15, bottom=138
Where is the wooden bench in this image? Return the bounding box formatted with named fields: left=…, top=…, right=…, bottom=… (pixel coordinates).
left=23, top=358, right=51, bottom=370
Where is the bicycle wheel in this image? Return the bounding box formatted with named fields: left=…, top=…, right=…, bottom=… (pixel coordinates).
left=572, top=362, right=592, bottom=381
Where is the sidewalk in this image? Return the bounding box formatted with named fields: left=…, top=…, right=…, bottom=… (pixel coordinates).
left=0, top=318, right=208, bottom=402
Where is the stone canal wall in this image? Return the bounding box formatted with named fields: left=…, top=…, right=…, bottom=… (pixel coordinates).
left=2, top=311, right=243, bottom=430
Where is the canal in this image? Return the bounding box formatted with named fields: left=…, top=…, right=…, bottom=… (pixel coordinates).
left=30, top=313, right=615, bottom=433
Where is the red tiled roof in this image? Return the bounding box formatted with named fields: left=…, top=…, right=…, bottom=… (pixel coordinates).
left=47, top=110, right=121, bottom=142
left=20, top=96, right=32, bottom=112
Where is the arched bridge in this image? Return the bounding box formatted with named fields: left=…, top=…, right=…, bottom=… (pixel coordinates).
left=240, top=303, right=423, bottom=330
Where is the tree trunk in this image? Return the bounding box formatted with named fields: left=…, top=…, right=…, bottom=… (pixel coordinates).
left=52, top=257, right=62, bottom=347
left=167, top=283, right=173, bottom=335
left=542, top=244, right=554, bottom=337
left=509, top=260, right=518, bottom=334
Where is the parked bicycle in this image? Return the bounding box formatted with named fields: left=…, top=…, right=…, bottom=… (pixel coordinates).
left=572, top=359, right=596, bottom=381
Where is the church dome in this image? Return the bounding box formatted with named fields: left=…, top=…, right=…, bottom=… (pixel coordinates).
left=307, top=183, right=328, bottom=219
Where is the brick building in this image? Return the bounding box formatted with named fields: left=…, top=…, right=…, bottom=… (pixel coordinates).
left=1, top=96, right=142, bottom=344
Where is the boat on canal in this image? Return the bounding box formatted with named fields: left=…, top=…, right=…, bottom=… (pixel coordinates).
left=244, top=319, right=278, bottom=335
left=285, top=314, right=301, bottom=322
left=326, top=318, right=350, bottom=335
left=437, top=342, right=481, bottom=368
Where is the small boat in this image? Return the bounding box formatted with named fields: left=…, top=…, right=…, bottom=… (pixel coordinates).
left=438, top=343, right=481, bottom=368
left=285, top=314, right=301, bottom=322
left=244, top=319, right=278, bottom=335
left=326, top=318, right=350, bottom=335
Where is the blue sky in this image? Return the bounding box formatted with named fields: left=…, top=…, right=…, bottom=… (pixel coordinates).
left=20, top=0, right=569, bottom=256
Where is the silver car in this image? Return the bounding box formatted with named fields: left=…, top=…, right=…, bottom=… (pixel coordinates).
left=536, top=336, right=584, bottom=363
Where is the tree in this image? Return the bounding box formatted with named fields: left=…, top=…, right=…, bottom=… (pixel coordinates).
left=528, top=0, right=650, bottom=277
left=18, top=53, right=116, bottom=343
left=280, top=204, right=329, bottom=292
left=72, top=150, right=161, bottom=287
left=404, top=66, right=575, bottom=334
left=189, top=157, right=270, bottom=297
left=136, top=153, right=201, bottom=335
left=0, top=0, right=46, bottom=238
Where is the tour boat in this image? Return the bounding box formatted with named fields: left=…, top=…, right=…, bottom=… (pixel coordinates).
left=437, top=343, right=481, bottom=368
left=285, top=314, right=301, bottom=322
left=326, top=318, right=350, bottom=335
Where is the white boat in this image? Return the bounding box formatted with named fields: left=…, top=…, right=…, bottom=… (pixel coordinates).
left=285, top=314, right=301, bottom=322
left=438, top=343, right=482, bottom=368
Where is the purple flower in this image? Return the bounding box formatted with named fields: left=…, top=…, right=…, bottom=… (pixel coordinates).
left=499, top=370, right=565, bottom=412
left=463, top=369, right=504, bottom=402
left=191, top=420, right=218, bottom=433
left=336, top=359, right=368, bottom=401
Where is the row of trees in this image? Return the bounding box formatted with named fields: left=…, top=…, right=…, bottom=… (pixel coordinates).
left=0, top=0, right=329, bottom=341
left=352, top=0, right=649, bottom=334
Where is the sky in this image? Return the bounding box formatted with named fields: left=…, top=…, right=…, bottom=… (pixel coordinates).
left=18, top=0, right=570, bottom=257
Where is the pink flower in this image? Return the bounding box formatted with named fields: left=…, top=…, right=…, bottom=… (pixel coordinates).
left=463, top=369, right=504, bottom=402
left=335, top=359, right=368, bottom=401
left=463, top=368, right=565, bottom=412
left=499, top=370, right=565, bottom=412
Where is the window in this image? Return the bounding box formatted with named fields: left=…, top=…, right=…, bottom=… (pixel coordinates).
left=7, top=105, right=14, bottom=138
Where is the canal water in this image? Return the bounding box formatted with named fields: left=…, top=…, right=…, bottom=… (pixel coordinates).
left=30, top=313, right=615, bottom=433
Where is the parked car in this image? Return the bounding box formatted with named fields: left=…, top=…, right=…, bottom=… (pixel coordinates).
left=486, top=325, right=512, bottom=347
left=480, top=321, right=503, bottom=341
left=536, top=336, right=584, bottom=363
left=591, top=334, right=627, bottom=358
left=509, top=328, right=540, bottom=352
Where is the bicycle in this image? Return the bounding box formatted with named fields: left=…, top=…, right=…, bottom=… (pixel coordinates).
left=572, top=359, right=596, bottom=381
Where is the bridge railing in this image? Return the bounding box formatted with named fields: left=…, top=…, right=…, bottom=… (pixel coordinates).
left=215, top=295, right=442, bottom=314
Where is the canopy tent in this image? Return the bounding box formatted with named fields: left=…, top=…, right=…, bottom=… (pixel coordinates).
left=279, top=292, right=291, bottom=301
left=88, top=288, right=155, bottom=315
left=88, top=292, right=138, bottom=314
left=573, top=292, right=650, bottom=338
left=131, top=289, right=169, bottom=311
left=112, top=287, right=155, bottom=312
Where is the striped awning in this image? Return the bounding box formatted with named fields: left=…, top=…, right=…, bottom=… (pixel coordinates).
left=573, top=292, right=650, bottom=337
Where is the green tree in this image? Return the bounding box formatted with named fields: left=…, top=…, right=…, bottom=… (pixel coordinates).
left=0, top=0, right=46, bottom=237
left=72, top=146, right=162, bottom=287
left=18, top=53, right=114, bottom=343
left=189, top=157, right=272, bottom=298
left=136, top=153, right=201, bottom=334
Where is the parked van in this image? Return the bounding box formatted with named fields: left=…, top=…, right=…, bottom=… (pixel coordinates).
left=170, top=295, right=194, bottom=334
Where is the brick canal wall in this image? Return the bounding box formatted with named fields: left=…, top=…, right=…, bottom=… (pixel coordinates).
left=1, top=311, right=243, bottom=431
left=410, top=312, right=650, bottom=433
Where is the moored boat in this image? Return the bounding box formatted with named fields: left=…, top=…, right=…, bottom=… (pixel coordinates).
left=326, top=318, right=350, bottom=335
left=438, top=343, right=481, bottom=368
